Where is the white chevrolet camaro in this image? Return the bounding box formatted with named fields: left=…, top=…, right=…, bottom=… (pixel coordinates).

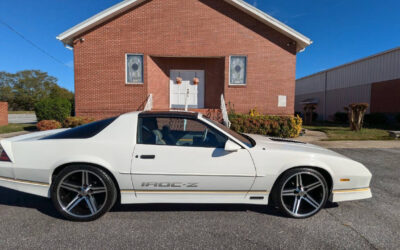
left=0, top=111, right=372, bottom=221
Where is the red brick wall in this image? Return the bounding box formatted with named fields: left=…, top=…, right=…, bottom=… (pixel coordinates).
left=0, top=102, right=8, bottom=126
left=74, top=0, right=297, bottom=118
left=371, top=79, right=400, bottom=113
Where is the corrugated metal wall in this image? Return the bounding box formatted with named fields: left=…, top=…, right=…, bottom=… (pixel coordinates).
left=326, top=85, right=371, bottom=118
left=296, top=73, right=325, bottom=95
left=295, top=47, right=400, bottom=120
left=326, top=49, right=400, bottom=90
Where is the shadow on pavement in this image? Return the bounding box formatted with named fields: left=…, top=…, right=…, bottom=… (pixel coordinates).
left=0, top=187, right=63, bottom=219
left=0, top=187, right=338, bottom=220
left=111, top=202, right=284, bottom=217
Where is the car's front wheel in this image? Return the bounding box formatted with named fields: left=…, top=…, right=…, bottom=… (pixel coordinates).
left=51, top=165, right=117, bottom=221
left=274, top=168, right=329, bottom=218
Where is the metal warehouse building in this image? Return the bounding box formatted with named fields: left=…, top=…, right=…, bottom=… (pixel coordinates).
left=295, top=47, right=400, bottom=120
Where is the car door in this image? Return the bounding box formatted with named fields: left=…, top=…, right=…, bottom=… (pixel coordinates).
left=131, top=114, right=256, bottom=202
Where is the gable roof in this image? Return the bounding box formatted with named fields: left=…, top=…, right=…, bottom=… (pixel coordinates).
left=57, top=0, right=312, bottom=52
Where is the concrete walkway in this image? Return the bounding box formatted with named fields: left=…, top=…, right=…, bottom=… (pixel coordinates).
left=313, top=140, right=400, bottom=149
left=296, top=129, right=400, bottom=149
left=8, top=114, right=37, bottom=124
left=296, top=130, right=328, bottom=143
left=0, top=131, right=31, bottom=140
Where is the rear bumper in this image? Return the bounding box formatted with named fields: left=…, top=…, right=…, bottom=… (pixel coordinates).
left=0, top=176, right=50, bottom=198
left=330, top=188, right=372, bottom=202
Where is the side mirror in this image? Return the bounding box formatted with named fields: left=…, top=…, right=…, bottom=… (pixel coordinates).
left=224, top=140, right=241, bottom=152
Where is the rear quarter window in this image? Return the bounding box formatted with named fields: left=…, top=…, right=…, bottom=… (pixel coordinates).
left=42, top=117, right=117, bottom=140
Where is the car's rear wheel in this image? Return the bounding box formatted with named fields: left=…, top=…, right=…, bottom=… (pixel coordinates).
left=274, top=168, right=328, bottom=218
left=51, top=165, right=117, bottom=221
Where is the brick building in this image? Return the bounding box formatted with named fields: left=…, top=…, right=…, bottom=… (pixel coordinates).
left=296, top=47, right=400, bottom=120
left=58, top=0, right=311, bottom=119
left=0, top=102, right=8, bottom=126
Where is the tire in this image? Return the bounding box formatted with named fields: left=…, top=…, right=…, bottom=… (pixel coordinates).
left=51, top=165, right=117, bottom=222
left=273, top=168, right=329, bottom=219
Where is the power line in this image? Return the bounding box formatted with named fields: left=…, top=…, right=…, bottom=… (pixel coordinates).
left=0, top=18, right=72, bottom=70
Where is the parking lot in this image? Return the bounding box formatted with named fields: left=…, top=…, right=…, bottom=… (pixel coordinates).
left=0, top=148, right=399, bottom=249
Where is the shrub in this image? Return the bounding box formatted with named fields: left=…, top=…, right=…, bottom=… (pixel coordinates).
left=249, top=107, right=260, bottom=117
left=229, top=114, right=303, bottom=138
left=294, top=111, right=303, bottom=118
left=34, top=98, right=71, bottom=123
left=345, top=103, right=369, bottom=131
left=364, top=113, right=387, bottom=126
left=334, top=112, right=348, bottom=123
left=303, top=103, right=317, bottom=125
left=63, top=116, right=95, bottom=128
left=37, top=120, right=62, bottom=131
left=312, top=112, right=319, bottom=122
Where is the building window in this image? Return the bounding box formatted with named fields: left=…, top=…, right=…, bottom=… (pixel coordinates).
left=229, top=56, right=247, bottom=85
left=126, top=54, right=143, bottom=84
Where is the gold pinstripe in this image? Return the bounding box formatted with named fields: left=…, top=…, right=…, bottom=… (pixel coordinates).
left=121, top=189, right=269, bottom=194
left=0, top=176, right=50, bottom=187
left=332, top=188, right=370, bottom=193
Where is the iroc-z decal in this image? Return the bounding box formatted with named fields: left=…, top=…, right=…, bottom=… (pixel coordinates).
left=141, top=182, right=198, bottom=188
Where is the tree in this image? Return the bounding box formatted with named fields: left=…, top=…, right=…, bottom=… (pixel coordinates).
left=303, top=103, right=317, bottom=125
left=0, top=70, right=74, bottom=111
left=345, top=103, right=369, bottom=131
left=0, top=71, right=16, bottom=107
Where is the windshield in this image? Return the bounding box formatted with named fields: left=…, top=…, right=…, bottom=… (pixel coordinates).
left=204, top=118, right=255, bottom=148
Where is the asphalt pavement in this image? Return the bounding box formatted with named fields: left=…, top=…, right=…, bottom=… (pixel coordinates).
left=0, top=148, right=399, bottom=249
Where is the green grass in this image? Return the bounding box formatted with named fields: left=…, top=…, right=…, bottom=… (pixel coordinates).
left=7, top=111, right=35, bottom=114
left=304, top=125, right=393, bottom=141
left=0, top=123, right=37, bottom=134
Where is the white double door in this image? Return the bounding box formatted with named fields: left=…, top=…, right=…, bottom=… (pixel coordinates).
left=170, top=70, right=205, bottom=109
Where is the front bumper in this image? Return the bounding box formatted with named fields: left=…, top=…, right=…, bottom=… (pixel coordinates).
left=330, top=188, right=372, bottom=202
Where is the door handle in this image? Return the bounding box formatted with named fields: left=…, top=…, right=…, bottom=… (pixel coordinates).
left=140, top=155, right=155, bottom=159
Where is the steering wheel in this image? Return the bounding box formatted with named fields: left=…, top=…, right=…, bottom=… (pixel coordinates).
left=201, top=128, right=209, bottom=142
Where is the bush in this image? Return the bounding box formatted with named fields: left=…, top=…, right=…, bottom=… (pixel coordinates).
left=229, top=114, right=303, bottom=138
left=63, top=116, right=95, bottom=128
left=37, top=120, right=62, bottom=131
left=334, top=112, right=348, bottom=123
left=312, top=112, right=319, bottom=122
left=364, top=113, right=387, bottom=126
left=294, top=111, right=303, bottom=118
left=34, top=98, right=71, bottom=123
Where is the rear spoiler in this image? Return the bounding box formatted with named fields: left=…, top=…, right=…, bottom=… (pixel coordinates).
left=2, top=129, right=68, bottom=143
left=0, top=129, right=68, bottom=163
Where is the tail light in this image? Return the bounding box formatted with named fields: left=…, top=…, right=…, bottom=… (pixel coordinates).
left=0, top=146, right=11, bottom=162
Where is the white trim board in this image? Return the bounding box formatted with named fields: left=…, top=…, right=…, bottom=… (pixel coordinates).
left=57, top=0, right=312, bottom=52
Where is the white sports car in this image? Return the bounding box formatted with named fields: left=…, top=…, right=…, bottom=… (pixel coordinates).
left=0, top=111, right=372, bottom=221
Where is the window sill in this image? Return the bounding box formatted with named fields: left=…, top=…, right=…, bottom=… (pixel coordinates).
left=228, top=84, right=247, bottom=88
left=126, top=83, right=144, bottom=86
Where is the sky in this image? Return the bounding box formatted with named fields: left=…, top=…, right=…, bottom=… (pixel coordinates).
left=0, top=0, right=399, bottom=92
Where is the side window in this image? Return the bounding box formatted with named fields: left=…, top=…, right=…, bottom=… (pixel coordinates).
left=138, top=117, right=228, bottom=148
